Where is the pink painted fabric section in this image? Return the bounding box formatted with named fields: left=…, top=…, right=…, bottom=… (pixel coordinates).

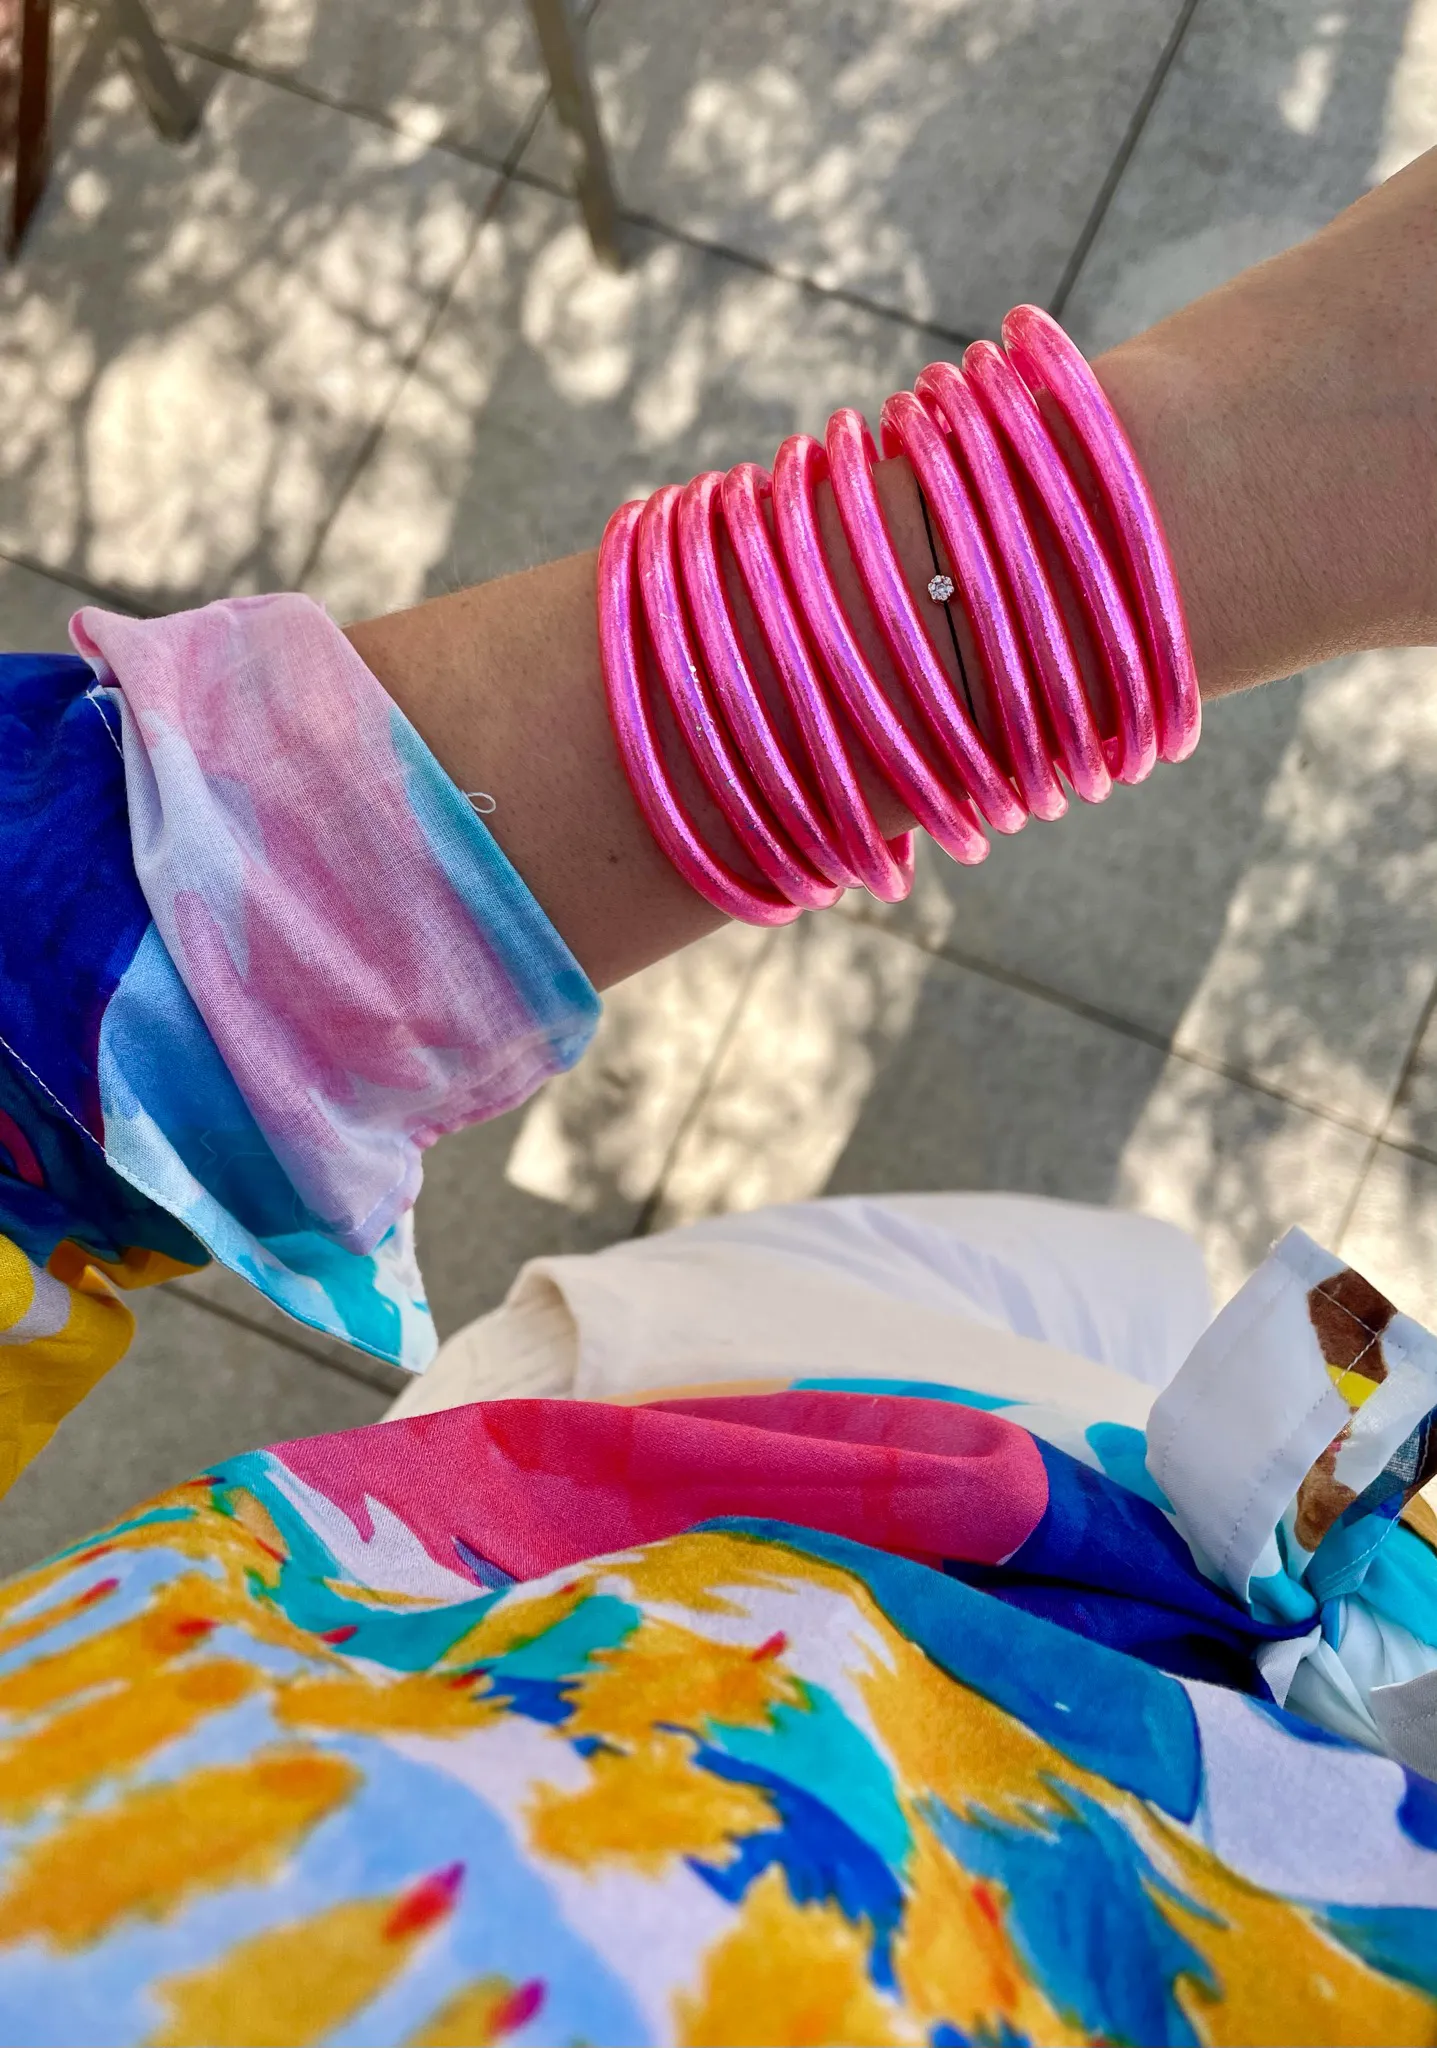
left=275, top=1389, right=1050, bottom=1581
left=72, top=597, right=592, bottom=1254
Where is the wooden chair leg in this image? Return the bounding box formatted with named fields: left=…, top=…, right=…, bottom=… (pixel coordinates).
left=1, top=0, right=52, bottom=256
left=527, top=0, right=624, bottom=270
left=108, top=0, right=198, bottom=144
left=1, top=0, right=197, bottom=257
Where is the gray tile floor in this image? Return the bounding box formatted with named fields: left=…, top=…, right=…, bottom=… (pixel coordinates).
left=1, top=0, right=1435, bottom=1574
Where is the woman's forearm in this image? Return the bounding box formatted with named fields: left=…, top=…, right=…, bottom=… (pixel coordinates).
left=1097, top=145, right=1437, bottom=698
left=347, top=463, right=941, bottom=988
left=349, top=147, right=1437, bottom=990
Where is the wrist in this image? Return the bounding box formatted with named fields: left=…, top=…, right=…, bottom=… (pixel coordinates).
left=1095, top=152, right=1437, bottom=699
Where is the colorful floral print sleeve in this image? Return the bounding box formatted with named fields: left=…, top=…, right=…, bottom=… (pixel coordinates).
left=0, top=603, right=1435, bottom=2046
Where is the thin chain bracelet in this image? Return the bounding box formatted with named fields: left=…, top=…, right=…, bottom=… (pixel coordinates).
left=915, top=483, right=975, bottom=725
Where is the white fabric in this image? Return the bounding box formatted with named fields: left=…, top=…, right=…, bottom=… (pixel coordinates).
left=1285, top=1611, right=1437, bottom=1750
left=1184, top=1678, right=1437, bottom=1905
left=388, top=1193, right=1211, bottom=1424
left=1151, top=1225, right=1437, bottom=1750
left=1371, top=1664, right=1437, bottom=1780
left=1147, top=1230, right=1354, bottom=1597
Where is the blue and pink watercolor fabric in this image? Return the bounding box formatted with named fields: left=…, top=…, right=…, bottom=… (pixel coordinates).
left=0, top=595, right=599, bottom=1380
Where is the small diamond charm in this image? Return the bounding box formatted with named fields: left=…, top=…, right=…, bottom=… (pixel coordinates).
left=927, top=572, right=955, bottom=604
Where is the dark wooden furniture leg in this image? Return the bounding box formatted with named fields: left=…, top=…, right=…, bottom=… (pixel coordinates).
left=1, top=0, right=197, bottom=257
left=1, top=0, right=52, bottom=256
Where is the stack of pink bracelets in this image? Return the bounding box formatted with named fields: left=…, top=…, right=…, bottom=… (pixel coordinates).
left=597, top=303, right=1200, bottom=925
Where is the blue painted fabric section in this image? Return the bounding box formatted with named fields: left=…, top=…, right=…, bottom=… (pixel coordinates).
left=707, top=1681, right=911, bottom=1875
left=948, top=1439, right=1313, bottom=1689
left=1320, top=1905, right=1437, bottom=1997
left=391, top=707, right=599, bottom=1070
left=451, top=1537, right=515, bottom=1590
left=927, top=1782, right=1216, bottom=2046
left=1398, top=1767, right=1437, bottom=1852
left=1084, top=1418, right=1172, bottom=1511
left=0, top=651, right=205, bottom=1271
left=481, top=1594, right=639, bottom=1682
left=97, top=924, right=420, bottom=1363
left=953, top=1580, right=1278, bottom=1692
left=0, top=1051, right=203, bottom=1273
left=688, top=1742, right=906, bottom=1988
left=0, top=652, right=141, bottom=1137
left=1356, top=1525, right=1437, bottom=1649
left=705, top=1515, right=1203, bottom=1820
left=466, top=1593, right=641, bottom=1728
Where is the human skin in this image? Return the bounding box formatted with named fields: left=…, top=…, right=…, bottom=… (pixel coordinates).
left=348, top=146, right=1437, bottom=992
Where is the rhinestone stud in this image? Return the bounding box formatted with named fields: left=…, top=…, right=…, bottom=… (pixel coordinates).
left=926, top=572, right=955, bottom=604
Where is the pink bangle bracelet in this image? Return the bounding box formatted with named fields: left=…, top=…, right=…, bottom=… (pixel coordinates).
left=1000, top=305, right=1200, bottom=764
left=772, top=432, right=988, bottom=868
left=879, top=385, right=1078, bottom=818
left=720, top=462, right=914, bottom=903
left=597, top=303, right=1199, bottom=924
left=676, top=471, right=848, bottom=899
left=598, top=499, right=799, bottom=926
left=826, top=406, right=1033, bottom=841
left=958, top=341, right=1156, bottom=785
left=637, top=486, right=839, bottom=911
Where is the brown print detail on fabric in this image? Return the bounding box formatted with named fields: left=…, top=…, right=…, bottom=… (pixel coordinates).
left=1293, top=1436, right=1359, bottom=1555
left=1306, top=1268, right=1396, bottom=1382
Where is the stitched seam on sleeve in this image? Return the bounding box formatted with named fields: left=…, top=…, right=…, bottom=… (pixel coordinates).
left=0, top=1028, right=106, bottom=1154
left=1218, top=1382, right=1342, bottom=1587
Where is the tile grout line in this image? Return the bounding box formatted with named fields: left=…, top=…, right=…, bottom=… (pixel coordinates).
left=293, top=168, right=513, bottom=592
left=0, top=545, right=163, bottom=618
left=631, top=930, right=779, bottom=1238
left=1048, top=0, right=1205, bottom=321
left=166, top=32, right=983, bottom=353
left=498, top=81, right=554, bottom=181
left=848, top=903, right=1396, bottom=1147
left=166, top=1283, right=409, bottom=1397
left=511, top=163, right=985, bottom=350
left=1334, top=968, right=1437, bottom=1248
left=285, top=0, right=619, bottom=586
left=164, top=36, right=517, bottom=175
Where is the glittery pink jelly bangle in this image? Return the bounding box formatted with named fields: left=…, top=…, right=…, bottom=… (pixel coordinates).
left=825, top=406, right=1026, bottom=837
left=598, top=498, right=800, bottom=926
left=595, top=303, right=1198, bottom=925
left=1001, top=303, right=1200, bottom=764
left=637, top=485, right=841, bottom=911
left=892, top=373, right=1113, bottom=810
left=676, top=470, right=850, bottom=893
left=720, top=462, right=914, bottom=903
left=771, top=432, right=988, bottom=868
left=958, top=340, right=1157, bottom=785
left=878, top=387, right=1075, bottom=820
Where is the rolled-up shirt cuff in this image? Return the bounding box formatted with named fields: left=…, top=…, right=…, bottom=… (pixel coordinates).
left=42, top=593, right=598, bottom=1369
